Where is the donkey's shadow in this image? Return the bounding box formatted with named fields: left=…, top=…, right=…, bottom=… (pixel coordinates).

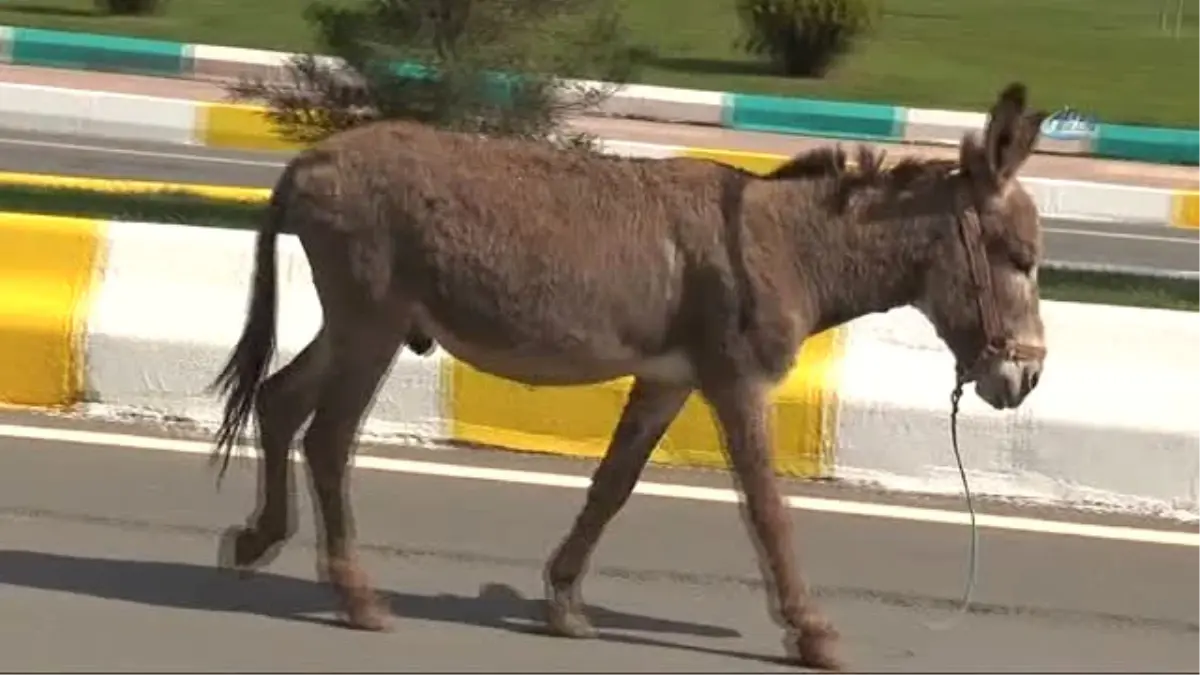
left=0, top=550, right=788, bottom=665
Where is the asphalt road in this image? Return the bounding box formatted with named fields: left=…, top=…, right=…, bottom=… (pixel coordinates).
left=0, top=129, right=1195, bottom=276
left=0, top=409, right=1196, bottom=672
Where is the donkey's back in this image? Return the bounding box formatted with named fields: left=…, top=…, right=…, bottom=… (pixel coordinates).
left=279, top=120, right=748, bottom=387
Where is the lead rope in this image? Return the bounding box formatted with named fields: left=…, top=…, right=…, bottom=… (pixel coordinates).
left=922, top=375, right=979, bottom=632
left=923, top=201, right=986, bottom=633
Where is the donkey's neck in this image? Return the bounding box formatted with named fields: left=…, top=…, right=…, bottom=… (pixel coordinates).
left=795, top=198, right=945, bottom=335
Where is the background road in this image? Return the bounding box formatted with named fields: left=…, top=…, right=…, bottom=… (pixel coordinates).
left=2, top=63, right=1195, bottom=190
left=1, top=129, right=1194, bottom=275
left=0, top=409, right=1196, bottom=672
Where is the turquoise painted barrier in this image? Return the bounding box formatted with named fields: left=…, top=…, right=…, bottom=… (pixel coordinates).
left=0, top=24, right=1195, bottom=166
left=724, top=93, right=904, bottom=142
left=1094, top=124, right=1199, bottom=166
left=385, top=61, right=528, bottom=106
left=8, top=27, right=187, bottom=77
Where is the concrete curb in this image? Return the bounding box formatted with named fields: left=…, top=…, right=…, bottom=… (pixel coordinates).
left=0, top=213, right=1194, bottom=518
left=1, top=25, right=1196, bottom=166
left=0, top=81, right=1195, bottom=232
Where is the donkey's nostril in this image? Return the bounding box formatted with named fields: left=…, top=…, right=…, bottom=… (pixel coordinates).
left=1023, top=367, right=1041, bottom=395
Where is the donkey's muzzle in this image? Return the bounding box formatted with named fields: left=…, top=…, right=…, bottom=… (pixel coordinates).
left=975, top=358, right=1043, bottom=410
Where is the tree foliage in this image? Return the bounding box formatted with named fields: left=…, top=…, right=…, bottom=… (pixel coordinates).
left=229, top=0, right=639, bottom=149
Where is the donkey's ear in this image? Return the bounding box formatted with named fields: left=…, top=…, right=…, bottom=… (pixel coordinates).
left=1006, top=109, right=1048, bottom=181
left=982, top=82, right=1040, bottom=188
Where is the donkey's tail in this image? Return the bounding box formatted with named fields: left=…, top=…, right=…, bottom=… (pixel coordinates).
left=208, top=177, right=287, bottom=484
left=404, top=328, right=436, bottom=356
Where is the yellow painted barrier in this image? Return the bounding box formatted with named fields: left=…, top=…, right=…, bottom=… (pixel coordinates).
left=1171, top=191, right=1199, bottom=229
left=680, top=147, right=793, bottom=175
left=444, top=328, right=845, bottom=479
left=0, top=212, right=104, bottom=407
left=0, top=171, right=270, bottom=203
left=196, top=102, right=305, bottom=153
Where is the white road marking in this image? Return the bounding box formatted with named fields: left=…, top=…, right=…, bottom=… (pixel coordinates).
left=0, top=135, right=287, bottom=167
left=0, top=422, right=1195, bottom=548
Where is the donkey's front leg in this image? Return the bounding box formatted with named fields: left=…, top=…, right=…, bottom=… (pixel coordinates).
left=705, top=379, right=843, bottom=671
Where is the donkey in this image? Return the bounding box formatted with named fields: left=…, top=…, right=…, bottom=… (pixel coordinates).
left=211, top=82, right=1048, bottom=670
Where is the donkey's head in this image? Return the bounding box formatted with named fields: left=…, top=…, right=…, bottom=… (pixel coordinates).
left=916, top=83, right=1048, bottom=410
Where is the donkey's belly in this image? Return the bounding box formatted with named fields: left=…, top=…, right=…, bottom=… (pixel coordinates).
left=412, top=307, right=696, bottom=387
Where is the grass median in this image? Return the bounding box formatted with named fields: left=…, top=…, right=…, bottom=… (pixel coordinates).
left=3, top=0, right=1197, bottom=128
left=0, top=183, right=264, bottom=230
left=1, top=182, right=1194, bottom=311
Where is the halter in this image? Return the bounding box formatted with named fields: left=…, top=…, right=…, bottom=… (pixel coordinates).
left=953, top=197, right=1047, bottom=384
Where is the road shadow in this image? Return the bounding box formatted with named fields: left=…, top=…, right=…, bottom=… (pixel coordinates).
left=0, top=550, right=791, bottom=666
left=0, top=4, right=101, bottom=18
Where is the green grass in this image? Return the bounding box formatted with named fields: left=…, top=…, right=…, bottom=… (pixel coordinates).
left=2, top=183, right=1194, bottom=311
left=1, top=0, right=1197, bottom=127
left=1038, top=267, right=1197, bottom=311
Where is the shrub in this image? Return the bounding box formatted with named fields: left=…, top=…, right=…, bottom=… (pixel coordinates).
left=229, top=0, right=638, bottom=150
left=735, top=0, right=880, bottom=77
left=95, top=0, right=160, bottom=15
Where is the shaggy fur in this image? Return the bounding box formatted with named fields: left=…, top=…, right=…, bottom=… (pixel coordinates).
left=211, top=82, right=1049, bottom=671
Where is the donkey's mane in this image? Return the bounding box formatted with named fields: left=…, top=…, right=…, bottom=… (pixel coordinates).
left=745, top=144, right=963, bottom=215
left=761, top=144, right=960, bottom=191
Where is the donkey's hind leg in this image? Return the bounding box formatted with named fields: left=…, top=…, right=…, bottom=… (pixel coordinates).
left=544, top=378, right=691, bottom=638
left=220, top=329, right=331, bottom=572
left=302, top=312, right=407, bottom=632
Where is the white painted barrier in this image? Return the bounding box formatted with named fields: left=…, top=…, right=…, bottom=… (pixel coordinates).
left=75, top=220, right=1200, bottom=520
left=86, top=220, right=447, bottom=439
left=834, top=303, right=1199, bottom=516
left=0, top=82, right=199, bottom=145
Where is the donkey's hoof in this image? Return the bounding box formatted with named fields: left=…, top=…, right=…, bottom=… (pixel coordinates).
left=216, top=526, right=253, bottom=575
left=545, top=600, right=598, bottom=639
left=216, top=526, right=281, bottom=575
left=343, top=595, right=393, bottom=632
left=786, top=628, right=845, bottom=672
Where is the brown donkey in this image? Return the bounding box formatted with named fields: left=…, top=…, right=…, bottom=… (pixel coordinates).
left=212, top=82, right=1049, bottom=670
